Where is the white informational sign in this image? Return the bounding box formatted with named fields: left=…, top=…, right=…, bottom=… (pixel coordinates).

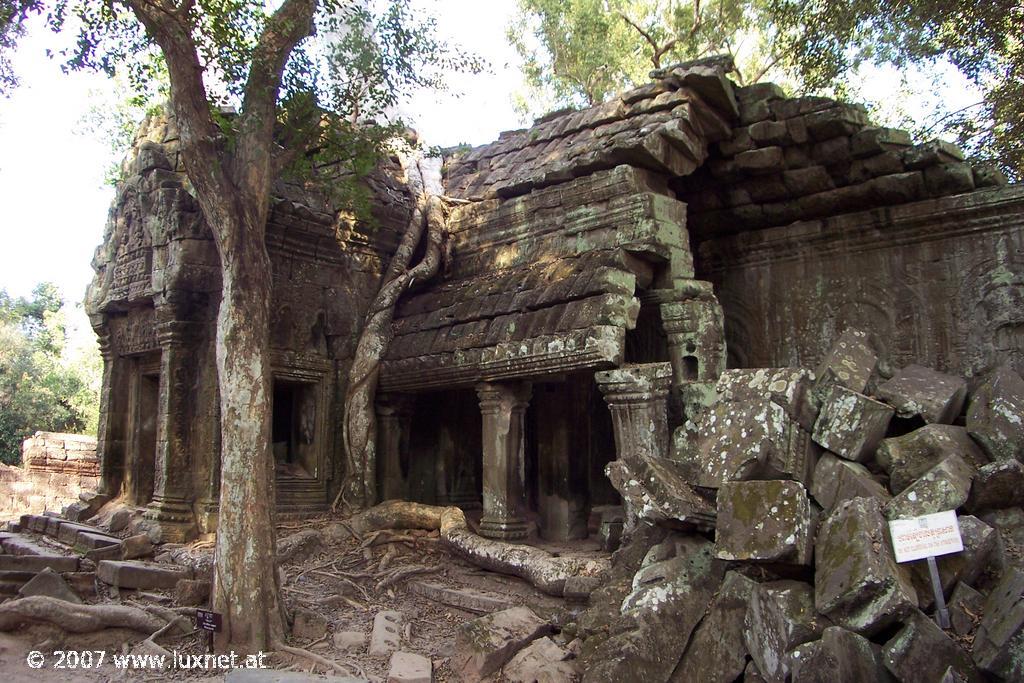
left=888, top=510, right=964, bottom=564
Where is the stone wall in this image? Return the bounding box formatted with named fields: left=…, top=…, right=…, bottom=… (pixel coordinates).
left=0, top=432, right=99, bottom=520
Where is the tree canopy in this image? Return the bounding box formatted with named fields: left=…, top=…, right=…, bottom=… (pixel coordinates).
left=0, top=284, right=100, bottom=465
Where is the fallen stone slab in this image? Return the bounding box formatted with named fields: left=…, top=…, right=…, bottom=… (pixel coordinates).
left=18, top=566, right=81, bottom=604
left=883, top=610, right=983, bottom=683
left=884, top=454, right=975, bottom=519
left=334, top=631, right=366, bottom=653
left=76, top=531, right=120, bottom=550
left=502, top=636, right=576, bottom=683
left=876, top=365, right=968, bottom=425
left=96, top=560, right=192, bottom=590
left=812, top=385, right=893, bottom=462
left=972, top=567, right=1024, bottom=680
left=369, top=610, right=404, bottom=657
left=715, top=480, right=814, bottom=564
left=694, top=398, right=789, bottom=486
left=409, top=581, right=514, bottom=615
left=715, top=367, right=818, bottom=430
left=0, top=570, right=38, bottom=595
left=673, top=571, right=757, bottom=683
left=949, top=582, right=984, bottom=637
left=744, top=580, right=830, bottom=683
left=966, top=364, right=1024, bottom=463
left=877, top=424, right=988, bottom=494
left=107, top=508, right=132, bottom=533
left=1, top=534, right=56, bottom=557
left=790, top=626, right=885, bottom=683
left=56, top=521, right=106, bottom=546
left=387, top=651, right=432, bottom=683
left=0, top=553, right=78, bottom=572
left=813, top=328, right=878, bottom=399
left=453, top=606, right=553, bottom=681
left=966, top=459, right=1024, bottom=512
left=815, top=497, right=917, bottom=635
left=810, top=453, right=891, bottom=512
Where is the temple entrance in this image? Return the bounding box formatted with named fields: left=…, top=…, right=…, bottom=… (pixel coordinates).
left=125, top=355, right=159, bottom=505
left=272, top=379, right=317, bottom=480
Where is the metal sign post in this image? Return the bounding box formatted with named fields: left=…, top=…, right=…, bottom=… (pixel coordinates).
left=888, top=509, right=963, bottom=630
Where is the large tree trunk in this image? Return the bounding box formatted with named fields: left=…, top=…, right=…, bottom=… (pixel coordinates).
left=210, top=216, right=285, bottom=653
left=336, top=160, right=446, bottom=512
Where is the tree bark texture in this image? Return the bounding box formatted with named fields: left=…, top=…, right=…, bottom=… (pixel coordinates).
left=123, top=0, right=317, bottom=654
left=346, top=501, right=611, bottom=596
left=337, top=160, right=446, bottom=512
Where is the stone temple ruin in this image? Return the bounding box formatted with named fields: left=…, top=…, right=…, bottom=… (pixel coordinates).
left=6, top=58, right=1024, bottom=680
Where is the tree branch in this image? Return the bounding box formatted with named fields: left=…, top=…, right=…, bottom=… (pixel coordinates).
left=617, top=11, right=666, bottom=69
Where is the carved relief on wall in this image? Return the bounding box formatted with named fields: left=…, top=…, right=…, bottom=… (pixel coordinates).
left=109, top=308, right=158, bottom=357
left=957, top=249, right=1024, bottom=376
left=109, top=193, right=154, bottom=303
left=720, top=293, right=759, bottom=369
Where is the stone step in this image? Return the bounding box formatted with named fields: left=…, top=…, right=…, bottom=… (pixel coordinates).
left=96, top=560, right=192, bottom=590
left=56, top=521, right=105, bottom=545
left=0, top=554, right=79, bottom=572
left=1, top=534, right=56, bottom=557
left=76, top=531, right=120, bottom=551
left=0, top=570, right=39, bottom=594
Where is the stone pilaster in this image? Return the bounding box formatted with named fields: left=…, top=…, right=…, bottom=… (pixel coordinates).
left=595, top=363, right=673, bottom=469
left=476, top=381, right=532, bottom=540
left=141, top=311, right=198, bottom=542
left=376, top=393, right=414, bottom=501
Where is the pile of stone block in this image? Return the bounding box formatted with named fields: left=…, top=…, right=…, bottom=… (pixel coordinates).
left=677, top=83, right=1009, bottom=237
left=574, top=328, right=1024, bottom=682
left=0, top=433, right=100, bottom=520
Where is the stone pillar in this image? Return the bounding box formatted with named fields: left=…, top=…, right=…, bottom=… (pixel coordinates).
left=91, top=320, right=124, bottom=498
left=141, top=309, right=198, bottom=542
left=535, top=384, right=589, bottom=541
left=595, top=363, right=673, bottom=469
left=476, top=381, right=532, bottom=540
left=657, top=281, right=726, bottom=420
left=376, top=393, right=414, bottom=501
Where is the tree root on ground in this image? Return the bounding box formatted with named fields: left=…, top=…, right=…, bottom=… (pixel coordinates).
left=273, top=640, right=363, bottom=678
left=0, top=596, right=166, bottom=634
left=344, top=501, right=610, bottom=597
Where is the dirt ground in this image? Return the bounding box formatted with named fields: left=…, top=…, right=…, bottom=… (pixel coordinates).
left=0, top=509, right=606, bottom=682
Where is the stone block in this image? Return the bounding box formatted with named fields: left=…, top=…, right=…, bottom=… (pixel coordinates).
left=804, top=104, right=868, bottom=141
left=673, top=571, right=757, bottom=683
left=96, top=560, right=192, bottom=590
left=453, top=606, right=553, bottom=681
left=694, top=398, right=788, bottom=486
left=876, top=365, right=968, bottom=424
left=884, top=454, right=975, bottom=520
left=502, top=637, right=576, bottom=683
left=948, top=582, right=984, bottom=636
left=883, top=610, right=982, bottom=683
left=18, top=567, right=81, bottom=603
left=0, top=553, right=78, bottom=572
left=815, top=497, right=917, bottom=635
left=790, top=626, right=885, bottom=683
left=749, top=120, right=790, bottom=145
left=715, top=367, right=818, bottom=430
left=782, top=166, right=833, bottom=196
left=813, top=329, right=877, bottom=399
left=108, top=508, right=132, bottom=532
left=744, top=580, right=830, bottom=683
left=966, top=459, right=1024, bottom=512
left=409, top=582, right=514, bottom=614
left=369, top=610, right=404, bottom=657
left=120, top=533, right=156, bottom=559
left=851, top=127, right=913, bottom=158
left=925, top=162, right=975, bottom=196
left=812, top=385, right=894, bottom=462
left=387, top=651, right=432, bottom=683
left=972, top=567, right=1024, bottom=679
left=966, top=364, right=1024, bottom=463
left=810, top=453, right=891, bottom=513
left=715, top=480, right=815, bottom=564
left=174, top=578, right=210, bottom=606
left=734, top=147, right=783, bottom=174
left=877, top=424, right=988, bottom=494
left=903, top=140, right=965, bottom=169
left=334, top=630, right=366, bottom=652
left=76, top=531, right=120, bottom=550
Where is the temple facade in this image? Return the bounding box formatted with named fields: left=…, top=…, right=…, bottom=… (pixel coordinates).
left=85, top=60, right=1024, bottom=543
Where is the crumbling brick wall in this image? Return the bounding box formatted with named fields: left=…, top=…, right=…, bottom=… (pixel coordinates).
left=0, top=432, right=99, bottom=519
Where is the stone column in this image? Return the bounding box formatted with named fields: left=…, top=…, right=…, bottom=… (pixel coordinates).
left=476, top=381, right=532, bottom=540
left=657, top=281, right=726, bottom=420
left=376, top=393, right=414, bottom=501
left=90, top=318, right=122, bottom=506
left=141, top=309, right=198, bottom=542
left=595, top=363, right=673, bottom=469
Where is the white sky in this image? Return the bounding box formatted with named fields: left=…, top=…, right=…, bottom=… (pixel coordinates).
left=0, top=1, right=980, bottom=308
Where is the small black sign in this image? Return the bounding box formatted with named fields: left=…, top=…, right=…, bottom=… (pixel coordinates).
left=196, top=609, right=223, bottom=632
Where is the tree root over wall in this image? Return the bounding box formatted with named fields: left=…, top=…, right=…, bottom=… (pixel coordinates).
left=348, top=501, right=610, bottom=597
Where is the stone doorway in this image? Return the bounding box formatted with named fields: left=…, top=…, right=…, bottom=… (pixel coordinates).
left=272, top=379, right=318, bottom=480
left=125, top=355, right=159, bottom=506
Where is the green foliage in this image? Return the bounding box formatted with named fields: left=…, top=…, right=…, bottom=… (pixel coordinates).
left=507, top=0, right=791, bottom=114
left=48, top=0, right=483, bottom=222
left=769, top=0, right=1024, bottom=178
left=0, top=0, right=41, bottom=94
left=0, top=284, right=100, bottom=465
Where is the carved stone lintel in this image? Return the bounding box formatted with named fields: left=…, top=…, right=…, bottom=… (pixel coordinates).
left=476, top=381, right=532, bottom=540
